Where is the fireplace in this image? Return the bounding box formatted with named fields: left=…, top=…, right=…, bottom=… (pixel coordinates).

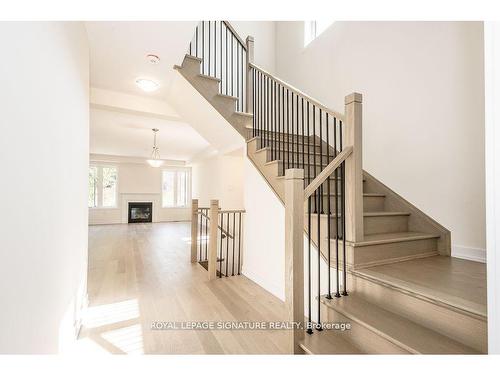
left=128, top=202, right=153, bottom=223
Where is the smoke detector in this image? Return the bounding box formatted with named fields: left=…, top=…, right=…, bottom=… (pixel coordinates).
left=146, top=54, right=160, bottom=64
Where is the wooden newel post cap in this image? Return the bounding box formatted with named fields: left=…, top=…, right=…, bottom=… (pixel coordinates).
left=246, top=35, right=254, bottom=43
left=345, top=92, right=363, bottom=105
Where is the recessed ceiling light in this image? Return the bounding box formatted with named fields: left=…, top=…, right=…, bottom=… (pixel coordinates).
left=135, top=78, right=159, bottom=92
left=147, top=54, right=160, bottom=64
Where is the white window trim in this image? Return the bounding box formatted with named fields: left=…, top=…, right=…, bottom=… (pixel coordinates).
left=89, top=164, right=119, bottom=209
left=161, top=167, right=192, bottom=208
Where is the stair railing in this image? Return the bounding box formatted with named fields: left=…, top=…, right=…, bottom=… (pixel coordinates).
left=186, top=22, right=364, bottom=354
left=191, top=199, right=245, bottom=280
left=188, top=21, right=247, bottom=112
left=283, top=93, right=363, bottom=354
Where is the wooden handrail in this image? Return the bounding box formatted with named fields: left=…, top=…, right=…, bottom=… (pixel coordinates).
left=199, top=210, right=235, bottom=240
left=304, top=146, right=353, bottom=200
left=249, top=62, right=346, bottom=123
left=223, top=21, right=247, bottom=50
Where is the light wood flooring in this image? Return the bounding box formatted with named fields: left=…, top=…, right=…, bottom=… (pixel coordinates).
left=80, top=222, right=288, bottom=354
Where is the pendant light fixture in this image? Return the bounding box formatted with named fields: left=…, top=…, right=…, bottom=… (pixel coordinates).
left=146, top=128, right=164, bottom=168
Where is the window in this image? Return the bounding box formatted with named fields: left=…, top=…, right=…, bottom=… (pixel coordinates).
left=88, top=165, right=118, bottom=208
left=162, top=168, right=191, bottom=208
left=304, top=20, right=335, bottom=47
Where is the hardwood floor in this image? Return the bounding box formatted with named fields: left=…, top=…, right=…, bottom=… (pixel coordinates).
left=79, top=222, right=288, bottom=354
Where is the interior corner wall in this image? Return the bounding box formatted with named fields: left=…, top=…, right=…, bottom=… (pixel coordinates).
left=275, top=21, right=486, bottom=259
left=191, top=149, right=245, bottom=209
left=0, top=22, right=89, bottom=353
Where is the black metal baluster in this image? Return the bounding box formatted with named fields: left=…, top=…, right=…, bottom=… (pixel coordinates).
left=231, top=35, right=234, bottom=97
left=225, top=26, right=228, bottom=95
left=238, top=212, right=242, bottom=275
left=326, top=115, right=332, bottom=300
left=237, top=43, right=240, bottom=111
left=214, top=21, right=217, bottom=78
left=286, top=89, right=290, bottom=171
left=204, top=209, right=208, bottom=260
left=195, top=25, right=199, bottom=57
left=252, top=69, right=255, bottom=137
left=307, top=102, right=310, bottom=185
left=291, top=92, right=295, bottom=168
left=319, top=109, right=324, bottom=214
left=219, top=212, right=224, bottom=277
left=295, top=95, right=298, bottom=168
left=340, top=120, right=348, bottom=296
left=302, top=98, right=305, bottom=172
left=334, top=118, right=341, bottom=298
left=202, top=21, right=205, bottom=74
left=220, top=22, right=222, bottom=88
left=307, top=197, right=313, bottom=335
left=225, top=212, right=229, bottom=277
left=198, top=210, right=202, bottom=261
left=232, top=212, right=236, bottom=276
left=312, top=106, right=316, bottom=212
left=208, top=21, right=211, bottom=76
left=281, top=86, right=285, bottom=176
left=317, top=183, right=322, bottom=331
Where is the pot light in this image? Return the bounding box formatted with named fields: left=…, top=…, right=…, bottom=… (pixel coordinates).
left=135, top=78, right=159, bottom=92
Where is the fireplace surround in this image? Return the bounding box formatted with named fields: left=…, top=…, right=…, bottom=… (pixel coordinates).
left=128, top=202, right=153, bottom=223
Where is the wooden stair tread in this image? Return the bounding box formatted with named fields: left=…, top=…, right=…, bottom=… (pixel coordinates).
left=321, top=294, right=479, bottom=354
left=312, top=211, right=409, bottom=218
left=352, top=231, right=440, bottom=246
left=353, top=256, right=487, bottom=318
left=299, top=329, right=363, bottom=354
left=197, top=73, right=221, bottom=82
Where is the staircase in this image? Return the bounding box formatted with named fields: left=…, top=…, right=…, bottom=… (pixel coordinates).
left=175, top=21, right=487, bottom=354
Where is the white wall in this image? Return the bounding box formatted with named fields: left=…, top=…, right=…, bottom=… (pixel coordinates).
left=243, top=157, right=285, bottom=299
left=275, top=21, right=486, bottom=258
left=88, top=155, right=191, bottom=225
left=231, top=21, right=276, bottom=73
left=191, top=148, right=245, bottom=209
left=0, top=22, right=89, bottom=353
left=485, top=21, right=500, bottom=354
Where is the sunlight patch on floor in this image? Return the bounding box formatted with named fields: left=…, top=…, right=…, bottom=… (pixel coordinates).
left=83, top=299, right=140, bottom=328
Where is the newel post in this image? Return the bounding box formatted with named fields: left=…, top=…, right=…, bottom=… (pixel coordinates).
left=284, top=169, right=305, bottom=354
left=344, top=93, right=364, bottom=242
left=207, top=199, right=219, bottom=280
left=246, top=36, right=254, bottom=115
left=191, top=199, right=199, bottom=263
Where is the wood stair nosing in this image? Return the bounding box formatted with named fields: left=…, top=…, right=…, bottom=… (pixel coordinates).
left=320, top=294, right=479, bottom=354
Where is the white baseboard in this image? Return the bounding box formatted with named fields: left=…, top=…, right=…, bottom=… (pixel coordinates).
left=452, top=245, right=486, bottom=263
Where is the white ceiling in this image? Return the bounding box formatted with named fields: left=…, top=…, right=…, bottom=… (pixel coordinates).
left=86, top=21, right=213, bottom=161
left=90, top=108, right=209, bottom=161
left=86, top=21, right=196, bottom=99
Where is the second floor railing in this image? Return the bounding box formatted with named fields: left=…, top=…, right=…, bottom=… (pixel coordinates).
left=191, top=199, right=245, bottom=279
left=188, top=21, right=247, bottom=112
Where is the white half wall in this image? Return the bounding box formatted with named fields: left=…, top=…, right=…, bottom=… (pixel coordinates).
left=0, top=22, right=89, bottom=353
left=88, top=155, right=191, bottom=225
left=243, top=157, right=285, bottom=299
left=275, top=21, right=486, bottom=257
